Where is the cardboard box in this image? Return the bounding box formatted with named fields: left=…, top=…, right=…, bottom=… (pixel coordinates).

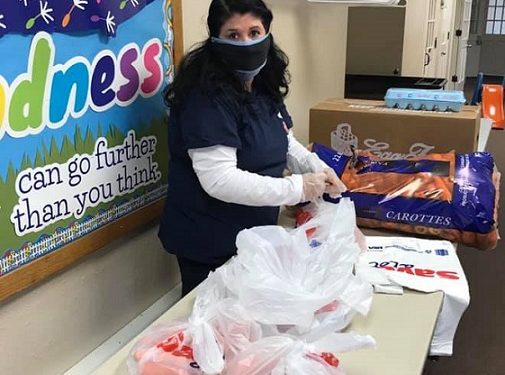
left=309, top=99, right=481, bottom=159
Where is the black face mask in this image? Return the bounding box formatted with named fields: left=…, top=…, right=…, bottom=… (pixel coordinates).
left=211, top=33, right=271, bottom=75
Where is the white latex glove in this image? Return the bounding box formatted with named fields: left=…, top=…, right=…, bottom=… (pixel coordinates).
left=323, top=168, right=347, bottom=198
left=301, top=172, right=327, bottom=202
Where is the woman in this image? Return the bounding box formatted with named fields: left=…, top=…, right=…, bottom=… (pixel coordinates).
left=159, top=0, right=346, bottom=296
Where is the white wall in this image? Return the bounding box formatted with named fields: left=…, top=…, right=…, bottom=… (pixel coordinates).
left=0, top=2, right=348, bottom=374
left=0, top=224, right=179, bottom=375
left=267, top=0, right=348, bottom=143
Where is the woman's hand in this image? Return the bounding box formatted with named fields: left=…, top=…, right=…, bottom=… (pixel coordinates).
left=301, top=172, right=328, bottom=202
left=323, top=168, right=347, bottom=198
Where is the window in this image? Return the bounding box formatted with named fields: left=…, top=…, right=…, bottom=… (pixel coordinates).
left=486, top=0, right=505, bottom=35
left=426, top=0, right=437, bottom=49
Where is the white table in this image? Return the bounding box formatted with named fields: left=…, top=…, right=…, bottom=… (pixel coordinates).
left=92, top=287, right=442, bottom=375
left=93, top=211, right=445, bottom=375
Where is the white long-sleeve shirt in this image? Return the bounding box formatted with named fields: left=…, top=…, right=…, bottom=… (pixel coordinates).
left=188, top=131, right=329, bottom=206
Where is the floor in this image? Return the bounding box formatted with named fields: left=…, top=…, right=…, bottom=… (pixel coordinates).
left=424, top=78, right=505, bottom=375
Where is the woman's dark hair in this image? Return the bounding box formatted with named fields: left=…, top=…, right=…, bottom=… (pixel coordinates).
left=165, top=0, right=290, bottom=109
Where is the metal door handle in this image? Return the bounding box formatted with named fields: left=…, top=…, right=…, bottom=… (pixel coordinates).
left=424, top=52, right=431, bottom=66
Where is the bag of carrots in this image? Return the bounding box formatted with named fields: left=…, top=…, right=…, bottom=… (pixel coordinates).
left=311, top=143, right=500, bottom=250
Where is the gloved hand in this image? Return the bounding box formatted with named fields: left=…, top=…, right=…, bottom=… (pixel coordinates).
left=323, top=168, right=347, bottom=198
left=301, top=172, right=327, bottom=202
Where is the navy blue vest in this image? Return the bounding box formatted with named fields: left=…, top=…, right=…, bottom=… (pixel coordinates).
left=158, top=90, right=293, bottom=263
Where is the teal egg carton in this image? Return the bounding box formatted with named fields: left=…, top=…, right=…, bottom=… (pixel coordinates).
left=384, top=88, right=466, bottom=112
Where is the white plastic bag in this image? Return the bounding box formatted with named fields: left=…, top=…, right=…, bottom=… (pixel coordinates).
left=126, top=321, right=204, bottom=375
left=212, top=297, right=263, bottom=361
left=224, top=332, right=375, bottom=375
left=356, top=236, right=470, bottom=356
left=294, top=199, right=368, bottom=253
left=221, top=199, right=373, bottom=336
left=191, top=270, right=265, bottom=371
left=127, top=273, right=228, bottom=375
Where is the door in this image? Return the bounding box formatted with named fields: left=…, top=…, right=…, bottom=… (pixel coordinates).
left=424, top=0, right=441, bottom=77
left=450, top=0, right=473, bottom=89
left=466, top=0, right=485, bottom=76
left=436, top=0, right=457, bottom=79
left=479, top=0, right=505, bottom=75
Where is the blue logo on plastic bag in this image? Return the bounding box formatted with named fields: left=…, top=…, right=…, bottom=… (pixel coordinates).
left=435, top=249, right=449, bottom=256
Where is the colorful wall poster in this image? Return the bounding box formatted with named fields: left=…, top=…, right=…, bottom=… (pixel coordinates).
left=0, top=0, right=175, bottom=276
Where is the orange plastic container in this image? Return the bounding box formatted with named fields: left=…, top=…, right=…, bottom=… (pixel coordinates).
left=482, top=84, right=505, bottom=130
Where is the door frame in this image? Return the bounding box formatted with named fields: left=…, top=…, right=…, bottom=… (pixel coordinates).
left=448, top=0, right=473, bottom=90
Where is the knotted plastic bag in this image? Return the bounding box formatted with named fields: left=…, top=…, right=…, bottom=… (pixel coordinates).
left=126, top=321, right=204, bottom=375
left=127, top=270, right=262, bottom=375
left=126, top=275, right=225, bottom=375
left=224, top=332, right=375, bottom=375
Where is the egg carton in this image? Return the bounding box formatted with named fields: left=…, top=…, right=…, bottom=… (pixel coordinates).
left=384, top=88, right=466, bottom=112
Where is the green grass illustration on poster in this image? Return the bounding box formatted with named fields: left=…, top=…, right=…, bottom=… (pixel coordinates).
left=0, top=0, right=178, bottom=280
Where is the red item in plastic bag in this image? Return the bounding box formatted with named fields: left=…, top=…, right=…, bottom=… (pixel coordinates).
left=134, top=330, right=202, bottom=375
left=307, top=352, right=340, bottom=368
left=295, top=209, right=317, bottom=238
left=157, top=332, right=195, bottom=360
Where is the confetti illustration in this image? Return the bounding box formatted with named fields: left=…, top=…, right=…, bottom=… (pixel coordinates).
left=62, top=0, right=88, bottom=28
left=0, top=0, right=156, bottom=37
